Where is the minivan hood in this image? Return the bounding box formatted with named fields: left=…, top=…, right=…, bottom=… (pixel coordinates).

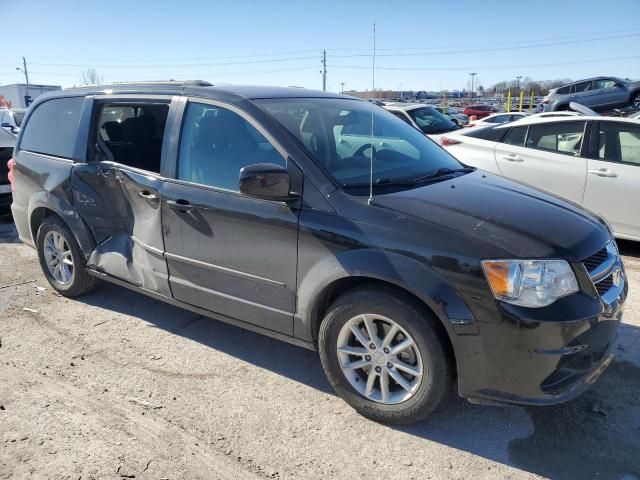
left=373, top=171, right=610, bottom=261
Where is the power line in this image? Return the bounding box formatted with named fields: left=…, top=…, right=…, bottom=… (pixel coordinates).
left=329, top=32, right=640, bottom=58
left=328, top=55, right=640, bottom=71
left=20, top=49, right=323, bottom=63
left=327, top=28, right=640, bottom=53
left=28, top=55, right=319, bottom=69
left=9, top=65, right=320, bottom=79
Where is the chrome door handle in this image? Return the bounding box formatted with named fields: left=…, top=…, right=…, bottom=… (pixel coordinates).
left=589, top=169, right=617, bottom=178
left=502, top=155, right=524, bottom=162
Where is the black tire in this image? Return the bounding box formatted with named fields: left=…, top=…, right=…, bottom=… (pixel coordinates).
left=631, top=93, right=640, bottom=110
left=318, top=286, right=454, bottom=424
left=36, top=216, right=98, bottom=297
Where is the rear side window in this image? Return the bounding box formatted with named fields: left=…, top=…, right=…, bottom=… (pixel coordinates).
left=526, top=121, right=586, bottom=156
left=462, top=126, right=505, bottom=142
left=20, top=97, right=83, bottom=159
left=94, top=103, right=169, bottom=173
left=597, top=121, right=640, bottom=165
left=502, top=126, right=527, bottom=146
left=574, top=81, right=592, bottom=93
left=556, top=86, right=571, bottom=95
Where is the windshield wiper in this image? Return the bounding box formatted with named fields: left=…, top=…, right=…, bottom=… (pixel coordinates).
left=411, top=166, right=475, bottom=184
left=342, top=177, right=416, bottom=189
left=342, top=167, right=475, bottom=190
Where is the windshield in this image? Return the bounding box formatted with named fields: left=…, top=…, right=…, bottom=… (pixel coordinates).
left=12, top=111, right=25, bottom=126
left=406, top=107, right=457, bottom=134
left=257, top=98, right=464, bottom=193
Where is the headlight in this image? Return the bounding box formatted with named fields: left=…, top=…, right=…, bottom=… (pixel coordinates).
left=482, top=259, right=579, bottom=308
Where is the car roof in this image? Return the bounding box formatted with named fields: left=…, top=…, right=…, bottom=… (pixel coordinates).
left=49, top=81, right=350, bottom=102
left=384, top=103, right=433, bottom=111
left=496, top=115, right=640, bottom=128
left=558, top=76, right=626, bottom=87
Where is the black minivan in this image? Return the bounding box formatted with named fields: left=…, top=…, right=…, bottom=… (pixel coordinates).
left=9, top=81, right=626, bottom=424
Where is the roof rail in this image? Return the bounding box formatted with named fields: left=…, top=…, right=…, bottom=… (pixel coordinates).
left=66, top=80, right=213, bottom=89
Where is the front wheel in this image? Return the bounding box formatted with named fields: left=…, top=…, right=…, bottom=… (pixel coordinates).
left=319, top=287, right=454, bottom=424
left=631, top=93, right=640, bottom=109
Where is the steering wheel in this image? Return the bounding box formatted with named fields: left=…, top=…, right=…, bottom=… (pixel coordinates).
left=353, top=143, right=376, bottom=158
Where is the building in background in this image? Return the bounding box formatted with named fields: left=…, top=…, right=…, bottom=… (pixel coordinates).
left=0, top=84, right=62, bottom=109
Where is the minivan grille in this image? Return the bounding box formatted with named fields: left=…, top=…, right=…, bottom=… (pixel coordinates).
left=595, top=274, right=614, bottom=295
left=581, top=241, right=620, bottom=299
left=582, top=247, right=608, bottom=274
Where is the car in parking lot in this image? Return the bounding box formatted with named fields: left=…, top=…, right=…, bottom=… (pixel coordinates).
left=432, top=106, right=469, bottom=126
left=463, top=104, right=499, bottom=119
left=468, top=112, right=528, bottom=127
left=8, top=81, right=626, bottom=424
left=383, top=103, right=459, bottom=135
left=439, top=115, right=640, bottom=240
left=543, top=77, right=640, bottom=112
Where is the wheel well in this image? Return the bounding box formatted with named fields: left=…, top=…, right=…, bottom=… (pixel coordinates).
left=30, top=207, right=60, bottom=241
left=311, top=277, right=456, bottom=371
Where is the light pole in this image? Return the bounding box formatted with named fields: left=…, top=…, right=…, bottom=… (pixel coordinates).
left=340, top=82, right=345, bottom=94
left=16, top=56, right=29, bottom=85
left=469, top=72, right=477, bottom=102
left=516, top=76, right=522, bottom=96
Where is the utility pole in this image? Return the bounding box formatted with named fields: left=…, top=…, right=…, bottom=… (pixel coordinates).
left=321, top=49, right=327, bottom=92
left=340, top=82, right=345, bottom=93
left=469, top=72, right=477, bottom=102
left=16, top=56, right=29, bottom=85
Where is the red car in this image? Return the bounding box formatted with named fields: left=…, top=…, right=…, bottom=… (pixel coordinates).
left=463, top=104, right=499, bottom=119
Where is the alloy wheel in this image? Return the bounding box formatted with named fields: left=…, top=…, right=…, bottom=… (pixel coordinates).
left=43, top=230, right=74, bottom=284
left=336, top=313, right=423, bottom=405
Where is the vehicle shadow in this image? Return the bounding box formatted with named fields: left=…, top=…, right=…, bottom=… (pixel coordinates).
left=0, top=213, right=19, bottom=243
left=80, top=282, right=640, bottom=480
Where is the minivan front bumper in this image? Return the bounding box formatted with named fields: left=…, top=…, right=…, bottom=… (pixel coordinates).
left=454, top=265, right=626, bottom=406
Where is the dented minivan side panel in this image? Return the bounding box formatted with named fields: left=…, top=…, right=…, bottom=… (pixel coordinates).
left=72, top=163, right=170, bottom=296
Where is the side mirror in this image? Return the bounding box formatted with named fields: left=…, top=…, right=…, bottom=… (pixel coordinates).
left=239, top=163, right=292, bottom=202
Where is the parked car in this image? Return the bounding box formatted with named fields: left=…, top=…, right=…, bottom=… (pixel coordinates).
left=463, top=104, right=499, bottom=119
left=468, top=112, right=528, bottom=127
left=432, top=106, right=469, bottom=126
left=383, top=103, right=459, bottom=134
left=543, top=77, right=640, bottom=112
left=0, top=108, right=26, bottom=135
left=9, top=82, right=626, bottom=424
left=439, top=116, right=640, bottom=240
left=0, top=127, right=15, bottom=212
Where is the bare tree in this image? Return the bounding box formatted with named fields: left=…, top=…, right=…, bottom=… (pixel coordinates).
left=81, top=68, right=104, bottom=85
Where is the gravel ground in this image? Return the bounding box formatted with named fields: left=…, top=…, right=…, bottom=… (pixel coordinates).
left=1, top=214, right=639, bottom=480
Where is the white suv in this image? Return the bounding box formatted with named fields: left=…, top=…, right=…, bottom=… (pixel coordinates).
left=439, top=115, right=640, bottom=240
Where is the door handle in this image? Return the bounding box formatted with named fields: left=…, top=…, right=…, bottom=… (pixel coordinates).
left=502, top=154, right=524, bottom=162
left=138, top=190, right=159, bottom=201
left=166, top=199, right=195, bottom=212
left=589, top=168, right=617, bottom=178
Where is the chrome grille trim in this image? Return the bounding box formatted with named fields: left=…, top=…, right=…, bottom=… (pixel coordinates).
left=586, top=241, right=617, bottom=283
left=582, top=241, right=624, bottom=303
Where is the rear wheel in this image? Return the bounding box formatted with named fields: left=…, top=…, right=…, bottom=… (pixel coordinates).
left=319, top=287, right=454, bottom=424
left=632, top=93, right=640, bottom=109
left=36, top=216, right=98, bottom=297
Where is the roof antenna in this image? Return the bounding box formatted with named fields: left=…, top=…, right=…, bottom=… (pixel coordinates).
left=368, top=22, right=376, bottom=206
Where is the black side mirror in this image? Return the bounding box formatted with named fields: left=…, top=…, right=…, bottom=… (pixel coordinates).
left=239, top=163, right=292, bottom=202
